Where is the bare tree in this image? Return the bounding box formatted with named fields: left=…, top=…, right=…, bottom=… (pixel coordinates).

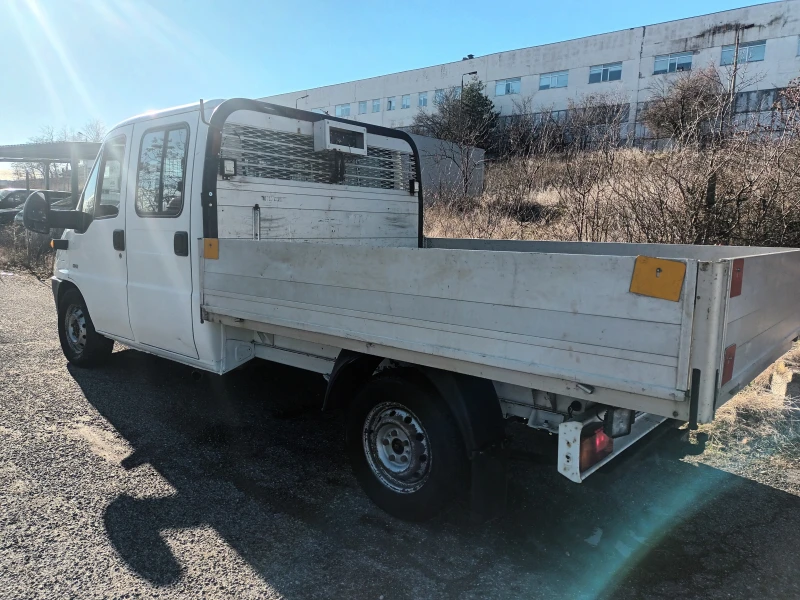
left=640, top=67, right=729, bottom=147
left=548, top=92, right=631, bottom=242
left=80, top=118, right=107, bottom=143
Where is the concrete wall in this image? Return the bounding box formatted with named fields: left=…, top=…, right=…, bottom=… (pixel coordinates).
left=260, top=1, right=800, bottom=130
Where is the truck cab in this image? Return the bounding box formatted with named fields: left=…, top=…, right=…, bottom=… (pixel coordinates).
left=49, top=104, right=207, bottom=364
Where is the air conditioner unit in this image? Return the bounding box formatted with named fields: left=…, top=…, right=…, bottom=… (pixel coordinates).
left=314, top=119, right=368, bottom=156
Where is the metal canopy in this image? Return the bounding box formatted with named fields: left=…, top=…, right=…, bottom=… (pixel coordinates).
left=0, top=141, right=101, bottom=202
left=0, top=141, right=100, bottom=163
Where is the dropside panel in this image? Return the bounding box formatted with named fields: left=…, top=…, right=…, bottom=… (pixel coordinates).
left=201, top=239, right=695, bottom=404
left=718, top=250, right=800, bottom=404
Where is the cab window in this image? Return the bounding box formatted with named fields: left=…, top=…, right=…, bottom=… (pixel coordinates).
left=135, top=125, right=189, bottom=217
left=79, top=161, right=100, bottom=218
left=77, top=134, right=127, bottom=222
left=0, top=191, right=29, bottom=208
left=96, top=135, right=126, bottom=218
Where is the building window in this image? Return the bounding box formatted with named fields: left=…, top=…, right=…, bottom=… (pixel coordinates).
left=539, top=71, right=568, bottom=90
left=653, top=52, right=693, bottom=74
left=401, top=94, right=410, bottom=109
left=434, top=89, right=445, bottom=105
left=387, top=97, right=396, bottom=111
left=372, top=99, right=380, bottom=113
left=419, top=92, right=428, bottom=107
left=589, top=62, right=622, bottom=83
left=721, top=40, right=766, bottom=66
left=335, top=103, right=351, bottom=117
left=358, top=101, right=367, bottom=114
left=495, top=77, right=521, bottom=96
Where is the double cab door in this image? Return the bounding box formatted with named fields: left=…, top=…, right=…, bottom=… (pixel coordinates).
left=69, top=113, right=198, bottom=358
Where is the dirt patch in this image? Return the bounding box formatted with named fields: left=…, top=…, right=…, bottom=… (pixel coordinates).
left=0, top=463, right=30, bottom=494
left=64, top=423, right=132, bottom=465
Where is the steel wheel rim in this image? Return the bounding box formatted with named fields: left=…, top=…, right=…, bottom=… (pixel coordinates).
left=363, top=401, right=431, bottom=494
left=65, top=304, right=87, bottom=355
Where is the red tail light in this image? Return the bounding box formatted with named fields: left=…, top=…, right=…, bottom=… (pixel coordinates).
left=580, top=427, right=613, bottom=471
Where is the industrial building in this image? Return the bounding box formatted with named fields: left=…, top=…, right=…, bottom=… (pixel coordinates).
left=261, top=1, right=800, bottom=141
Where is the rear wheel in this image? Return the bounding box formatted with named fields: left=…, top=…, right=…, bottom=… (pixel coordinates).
left=57, top=288, right=113, bottom=367
left=346, top=370, right=468, bottom=521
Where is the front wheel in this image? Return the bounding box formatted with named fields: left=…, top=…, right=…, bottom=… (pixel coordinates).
left=346, top=370, right=468, bottom=521
left=57, top=288, right=113, bottom=367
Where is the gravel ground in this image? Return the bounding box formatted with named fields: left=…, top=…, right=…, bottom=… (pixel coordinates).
left=2, top=271, right=800, bottom=599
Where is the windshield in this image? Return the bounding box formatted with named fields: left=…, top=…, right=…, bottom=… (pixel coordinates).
left=0, top=190, right=12, bottom=200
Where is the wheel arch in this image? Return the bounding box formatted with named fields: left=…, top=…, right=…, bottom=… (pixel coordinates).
left=325, top=351, right=505, bottom=452
left=323, top=350, right=383, bottom=413
left=54, top=278, right=79, bottom=308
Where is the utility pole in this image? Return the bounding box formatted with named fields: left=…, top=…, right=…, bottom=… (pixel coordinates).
left=460, top=71, right=477, bottom=198
left=729, top=25, right=741, bottom=127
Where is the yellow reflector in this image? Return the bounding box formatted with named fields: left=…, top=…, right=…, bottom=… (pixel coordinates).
left=630, top=256, right=686, bottom=302
left=204, top=238, right=219, bottom=260
left=50, top=239, right=54, bottom=249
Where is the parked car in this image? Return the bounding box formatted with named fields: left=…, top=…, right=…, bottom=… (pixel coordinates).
left=0, top=189, right=34, bottom=224
left=5, top=190, right=73, bottom=225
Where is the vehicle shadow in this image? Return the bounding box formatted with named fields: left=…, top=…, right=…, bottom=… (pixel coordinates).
left=69, top=349, right=800, bottom=600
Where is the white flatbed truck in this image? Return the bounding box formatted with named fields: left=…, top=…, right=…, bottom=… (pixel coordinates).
left=23, top=98, right=800, bottom=521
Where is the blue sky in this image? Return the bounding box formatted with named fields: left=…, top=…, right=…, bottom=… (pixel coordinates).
left=0, top=0, right=760, bottom=145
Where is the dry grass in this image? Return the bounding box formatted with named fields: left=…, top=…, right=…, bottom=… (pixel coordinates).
left=423, top=190, right=567, bottom=241
left=0, top=224, right=54, bottom=278
left=697, top=344, right=800, bottom=457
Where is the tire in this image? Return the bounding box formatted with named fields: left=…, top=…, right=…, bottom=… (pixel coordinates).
left=346, top=369, right=468, bottom=521
left=57, top=288, right=113, bottom=367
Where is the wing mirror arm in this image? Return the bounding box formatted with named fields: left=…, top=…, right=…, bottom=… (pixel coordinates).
left=49, top=210, right=92, bottom=232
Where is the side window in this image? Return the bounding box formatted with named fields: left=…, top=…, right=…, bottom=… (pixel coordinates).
left=96, top=135, right=126, bottom=219
left=79, top=160, right=100, bottom=218
left=135, top=125, right=188, bottom=217
left=10, top=192, right=28, bottom=207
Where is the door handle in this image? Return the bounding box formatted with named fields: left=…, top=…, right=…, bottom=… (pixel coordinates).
left=174, top=231, right=189, bottom=257
left=113, top=229, right=125, bottom=251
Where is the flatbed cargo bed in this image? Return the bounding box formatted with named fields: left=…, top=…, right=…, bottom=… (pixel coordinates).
left=201, top=235, right=800, bottom=425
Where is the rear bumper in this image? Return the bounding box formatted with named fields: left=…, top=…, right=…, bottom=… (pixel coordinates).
left=557, top=413, right=667, bottom=483
left=51, top=277, right=61, bottom=308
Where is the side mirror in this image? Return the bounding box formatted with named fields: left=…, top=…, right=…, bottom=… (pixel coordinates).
left=23, top=191, right=93, bottom=233
left=22, top=192, right=50, bottom=234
